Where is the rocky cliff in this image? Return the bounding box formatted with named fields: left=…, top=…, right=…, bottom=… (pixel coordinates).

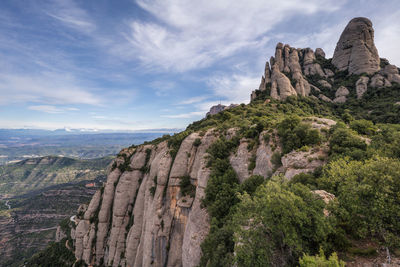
left=251, top=17, right=400, bottom=102
left=72, top=121, right=334, bottom=267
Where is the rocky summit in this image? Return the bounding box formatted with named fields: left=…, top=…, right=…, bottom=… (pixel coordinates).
left=332, top=17, right=380, bottom=75
left=36, top=17, right=400, bottom=267
left=251, top=17, right=400, bottom=102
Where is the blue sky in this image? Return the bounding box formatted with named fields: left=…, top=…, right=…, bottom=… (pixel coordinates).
left=0, top=0, right=399, bottom=131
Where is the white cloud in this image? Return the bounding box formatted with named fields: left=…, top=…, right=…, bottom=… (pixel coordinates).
left=28, top=105, right=79, bottom=114
left=178, top=96, right=209, bottom=105
left=28, top=105, right=64, bottom=114
left=161, top=111, right=204, bottom=119
left=0, top=72, right=102, bottom=105
left=207, top=74, right=260, bottom=104
left=126, top=0, right=343, bottom=72
left=44, top=0, right=96, bottom=33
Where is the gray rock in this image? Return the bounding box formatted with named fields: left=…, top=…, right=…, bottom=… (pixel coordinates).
left=315, top=48, right=326, bottom=58
left=356, top=76, right=369, bottom=99
left=332, top=17, right=380, bottom=75
left=335, top=86, right=349, bottom=98
left=384, top=64, right=400, bottom=84
left=370, top=73, right=391, bottom=88
left=333, top=95, right=347, bottom=103
left=229, top=138, right=252, bottom=182
left=206, top=104, right=226, bottom=116
left=319, top=94, right=333, bottom=103
left=318, top=80, right=332, bottom=89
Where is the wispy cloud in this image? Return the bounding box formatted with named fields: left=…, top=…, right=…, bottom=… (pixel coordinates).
left=28, top=105, right=79, bottom=114
left=125, top=0, right=343, bottom=72
left=178, top=96, right=209, bottom=105
left=161, top=111, right=205, bottom=119
left=0, top=72, right=102, bottom=105
left=44, top=0, right=96, bottom=33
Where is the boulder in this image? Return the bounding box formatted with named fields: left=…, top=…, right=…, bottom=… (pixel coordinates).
left=318, top=80, right=332, bottom=89
left=370, top=73, right=391, bottom=88
left=335, top=86, right=349, bottom=97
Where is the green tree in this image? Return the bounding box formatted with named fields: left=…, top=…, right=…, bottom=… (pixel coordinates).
left=233, top=179, right=333, bottom=266
left=318, top=157, right=400, bottom=247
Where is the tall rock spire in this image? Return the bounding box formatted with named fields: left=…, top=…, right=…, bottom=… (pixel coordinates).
left=332, top=17, right=380, bottom=75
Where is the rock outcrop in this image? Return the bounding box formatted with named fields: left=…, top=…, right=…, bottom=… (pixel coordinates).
left=206, top=104, right=238, bottom=116
left=252, top=17, right=399, bottom=103
left=332, top=17, right=380, bottom=75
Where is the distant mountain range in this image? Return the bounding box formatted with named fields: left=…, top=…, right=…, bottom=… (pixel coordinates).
left=0, top=129, right=179, bottom=164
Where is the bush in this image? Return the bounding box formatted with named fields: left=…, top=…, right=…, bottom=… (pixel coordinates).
left=350, top=119, right=377, bottom=135
left=193, top=138, right=202, bottom=147
left=239, top=175, right=264, bottom=195
left=271, top=152, right=282, bottom=167
left=318, top=157, right=400, bottom=248
left=278, top=116, right=321, bottom=153
left=233, top=180, right=333, bottom=266
left=299, top=249, right=345, bottom=267
left=179, top=175, right=196, bottom=197
left=329, top=124, right=367, bottom=160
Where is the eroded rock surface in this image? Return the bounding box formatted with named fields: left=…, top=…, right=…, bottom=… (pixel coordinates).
left=332, top=17, right=380, bottom=75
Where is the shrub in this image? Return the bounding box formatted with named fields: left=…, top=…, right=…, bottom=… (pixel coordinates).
left=149, top=186, right=156, bottom=197
left=248, top=155, right=257, bottom=171
left=239, top=175, right=264, bottom=195
left=277, top=116, right=321, bottom=153
left=318, top=157, right=400, bottom=248
left=271, top=152, right=282, bottom=167
left=233, top=180, right=333, bottom=266
left=350, top=119, right=377, bottom=135
left=299, top=249, right=345, bottom=267
left=179, top=175, right=196, bottom=197
left=329, top=124, right=367, bottom=160
left=193, top=138, right=202, bottom=147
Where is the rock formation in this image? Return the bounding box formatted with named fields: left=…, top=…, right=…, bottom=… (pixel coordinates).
left=252, top=17, right=399, bottom=103
left=206, top=104, right=238, bottom=116
left=332, top=17, right=380, bottom=75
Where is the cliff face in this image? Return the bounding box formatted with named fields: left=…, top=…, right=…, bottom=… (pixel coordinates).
left=72, top=122, right=331, bottom=266
left=252, top=17, right=400, bottom=102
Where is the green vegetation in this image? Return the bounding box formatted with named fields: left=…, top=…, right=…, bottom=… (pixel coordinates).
left=233, top=179, right=333, bottom=266
left=299, top=249, right=345, bottom=267
left=277, top=115, right=321, bottom=154
left=25, top=238, right=75, bottom=267
left=179, top=175, right=196, bottom=197
left=318, top=157, right=400, bottom=248
left=0, top=156, right=112, bottom=197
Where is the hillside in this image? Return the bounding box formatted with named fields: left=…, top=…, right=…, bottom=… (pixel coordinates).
left=0, top=156, right=112, bottom=266
left=33, top=17, right=400, bottom=267
left=0, top=155, right=113, bottom=197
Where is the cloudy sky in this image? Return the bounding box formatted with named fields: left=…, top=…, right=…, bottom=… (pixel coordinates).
left=0, top=0, right=399, bottom=131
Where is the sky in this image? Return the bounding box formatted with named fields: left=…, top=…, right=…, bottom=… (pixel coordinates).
left=0, top=0, right=399, bottom=131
